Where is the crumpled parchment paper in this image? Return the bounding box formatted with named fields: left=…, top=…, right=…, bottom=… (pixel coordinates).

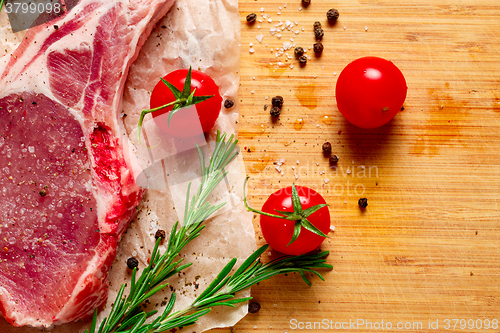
left=0, top=0, right=256, bottom=332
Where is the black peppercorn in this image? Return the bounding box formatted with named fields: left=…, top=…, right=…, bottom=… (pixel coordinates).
left=127, top=257, right=139, bottom=270
left=301, top=0, right=311, bottom=7
left=272, top=96, right=284, bottom=108
left=327, top=8, right=340, bottom=22
left=329, top=155, right=339, bottom=165
left=155, top=229, right=166, bottom=240
left=246, top=13, right=257, bottom=23
left=313, top=42, right=324, bottom=54
left=270, top=106, right=281, bottom=117
left=248, top=302, right=261, bottom=313
left=322, top=142, right=332, bottom=154
left=39, top=189, right=47, bottom=197
left=313, top=21, right=322, bottom=30
left=299, top=55, right=307, bottom=65
left=358, top=198, right=368, bottom=208
left=294, top=46, right=304, bottom=57
left=314, top=28, right=324, bottom=41
left=224, top=99, right=234, bottom=109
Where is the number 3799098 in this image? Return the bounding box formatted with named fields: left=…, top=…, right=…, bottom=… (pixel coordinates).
left=5, top=1, right=62, bottom=14
left=443, top=319, right=498, bottom=330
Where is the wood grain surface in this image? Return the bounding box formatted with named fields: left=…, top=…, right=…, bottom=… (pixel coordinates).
left=213, top=0, right=500, bottom=332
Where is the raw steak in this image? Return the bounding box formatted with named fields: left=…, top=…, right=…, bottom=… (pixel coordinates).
left=0, top=0, right=174, bottom=327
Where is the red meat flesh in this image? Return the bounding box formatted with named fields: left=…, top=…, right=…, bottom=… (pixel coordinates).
left=0, top=0, right=175, bottom=327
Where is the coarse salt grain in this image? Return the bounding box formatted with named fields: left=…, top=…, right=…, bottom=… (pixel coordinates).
left=324, top=179, right=330, bottom=184
left=251, top=90, right=255, bottom=94
left=249, top=42, right=253, bottom=47
left=290, top=64, right=294, bottom=69
left=268, top=18, right=272, bottom=23
left=365, top=26, right=368, bottom=31
left=249, top=48, right=255, bottom=53
left=256, top=34, right=264, bottom=42
left=270, top=27, right=277, bottom=35
left=330, top=225, right=336, bottom=231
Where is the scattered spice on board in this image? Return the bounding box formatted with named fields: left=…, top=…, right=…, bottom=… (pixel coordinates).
left=358, top=198, right=368, bottom=208
left=272, top=96, right=284, bottom=108
left=322, top=142, right=332, bottom=155
left=314, top=28, right=324, bottom=40
left=327, top=8, right=340, bottom=22
left=248, top=302, right=261, bottom=314
left=224, top=99, right=234, bottom=109
left=294, top=46, right=305, bottom=57
left=313, top=21, right=322, bottom=30
left=329, top=155, right=339, bottom=165
left=39, top=189, right=47, bottom=197
left=299, top=55, right=307, bottom=65
left=270, top=106, right=281, bottom=117
left=246, top=13, right=257, bottom=23
left=301, top=0, right=311, bottom=7
left=313, top=42, right=324, bottom=54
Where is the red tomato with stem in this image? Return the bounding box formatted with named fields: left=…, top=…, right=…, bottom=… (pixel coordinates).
left=245, top=184, right=331, bottom=255
left=335, top=56, right=407, bottom=129
left=150, top=68, right=222, bottom=138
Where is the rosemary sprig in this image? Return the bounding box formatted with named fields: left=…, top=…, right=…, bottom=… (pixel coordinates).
left=93, top=244, right=332, bottom=333
left=85, top=131, right=239, bottom=333
left=85, top=130, right=332, bottom=333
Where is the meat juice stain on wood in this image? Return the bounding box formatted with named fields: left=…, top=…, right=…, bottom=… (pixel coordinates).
left=320, top=115, right=334, bottom=125
left=250, top=153, right=274, bottom=173
left=293, top=118, right=305, bottom=131
left=295, top=83, right=318, bottom=110
left=410, top=86, right=470, bottom=156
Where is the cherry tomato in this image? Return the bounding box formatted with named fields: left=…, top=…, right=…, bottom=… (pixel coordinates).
left=335, top=56, right=407, bottom=128
left=150, top=69, right=222, bottom=138
left=260, top=186, right=330, bottom=255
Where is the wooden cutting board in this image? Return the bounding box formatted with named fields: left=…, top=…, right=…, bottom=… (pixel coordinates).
left=213, top=0, right=500, bottom=332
